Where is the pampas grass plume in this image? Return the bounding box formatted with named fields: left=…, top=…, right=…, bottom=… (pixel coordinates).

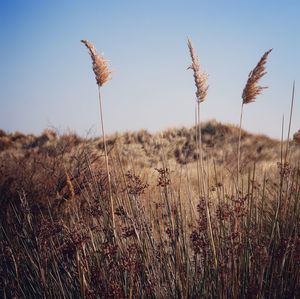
left=81, top=39, right=112, bottom=87
left=242, top=49, right=272, bottom=104
left=187, top=38, right=208, bottom=103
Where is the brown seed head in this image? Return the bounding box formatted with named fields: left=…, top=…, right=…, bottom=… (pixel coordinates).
left=187, top=38, right=208, bottom=103
left=294, top=130, right=300, bottom=144
left=81, top=39, right=112, bottom=86
left=242, top=49, right=272, bottom=104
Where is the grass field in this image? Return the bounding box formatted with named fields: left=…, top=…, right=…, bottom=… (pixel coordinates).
left=0, top=40, right=300, bottom=298
left=1, top=121, right=300, bottom=298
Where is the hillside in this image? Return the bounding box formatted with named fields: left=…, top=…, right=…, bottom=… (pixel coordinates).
left=2, top=120, right=299, bottom=215
left=0, top=120, right=292, bottom=168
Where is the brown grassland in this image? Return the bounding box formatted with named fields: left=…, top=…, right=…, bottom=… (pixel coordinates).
left=0, top=40, right=300, bottom=298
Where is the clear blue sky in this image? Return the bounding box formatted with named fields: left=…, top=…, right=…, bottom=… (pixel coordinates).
left=0, top=0, right=299, bottom=139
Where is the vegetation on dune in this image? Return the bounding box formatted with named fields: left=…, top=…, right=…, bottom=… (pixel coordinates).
left=0, top=38, right=300, bottom=298
left=1, top=123, right=300, bottom=298
left=0, top=121, right=291, bottom=172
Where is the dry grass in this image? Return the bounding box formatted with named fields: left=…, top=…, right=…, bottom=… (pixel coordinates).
left=242, top=49, right=272, bottom=104
left=81, top=39, right=115, bottom=238
left=0, top=41, right=299, bottom=298
left=1, top=125, right=300, bottom=298
left=81, top=39, right=111, bottom=87
left=237, top=49, right=272, bottom=188
left=187, top=38, right=208, bottom=103
left=294, top=130, right=300, bottom=144
left=0, top=121, right=287, bottom=170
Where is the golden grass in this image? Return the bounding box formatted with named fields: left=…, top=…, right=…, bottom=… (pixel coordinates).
left=1, top=125, right=300, bottom=298
left=242, top=49, right=272, bottom=104
left=1, top=40, right=299, bottom=298
left=187, top=38, right=208, bottom=102
left=238, top=49, right=272, bottom=187
left=81, top=38, right=115, bottom=239
left=81, top=39, right=111, bottom=86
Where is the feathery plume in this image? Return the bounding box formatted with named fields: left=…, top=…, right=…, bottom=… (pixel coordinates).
left=81, top=39, right=112, bottom=86
left=242, top=49, right=272, bottom=104
left=187, top=38, right=208, bottom=102
left=293, top=130, right=300, bottom=144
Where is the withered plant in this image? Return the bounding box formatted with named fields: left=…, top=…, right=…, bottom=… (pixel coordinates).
left=1, top=40, right=300, bottom=299
left=238, top=49, right=272, bottom=186
left=187, top=38, right=217, bottom=269
left=81, top=39, right=115, bottom=238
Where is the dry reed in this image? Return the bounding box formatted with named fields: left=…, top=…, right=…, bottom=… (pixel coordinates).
left=242, top=49, right=272, bottom=104
left=81, top=39, right=111, bottom=87
left=1, top=123, right=300, bottom=298
left=2, top=38, right=300, bottom=299
left=81, top=39, right=115, bottom=239
left=187, top=38, right=208, bottom=103
left=237, top=49, right=272, bottom=187
left=187, top=38, right=217, bottom=270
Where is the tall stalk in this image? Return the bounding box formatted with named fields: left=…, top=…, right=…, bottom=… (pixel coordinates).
left=196, top=101, right=205, bottom=195
left=237, top=102, right=244, bottom=189
left=195, top=106, right=201, bottom=195
left=187, top=38, right=217, bottom=269
left=98, top=86, right=115, bottom=238
left=284, top=81, right=295, bottom=164
left=239, top=49, right=272, bottom=190
left=81, top=39, right=115, bottom=239
left=197, top=99, right=218, bottom=269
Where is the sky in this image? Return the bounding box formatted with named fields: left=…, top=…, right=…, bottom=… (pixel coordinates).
left=0, top=0, right=299, bottom=139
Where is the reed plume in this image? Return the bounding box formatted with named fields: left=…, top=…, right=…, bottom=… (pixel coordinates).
left=187, top=38, right=217, bottom=269
left=187, top=38, right=208, bottom=190
left=237, top=49, right=272, bottom=187
left=81, top=39, right=111, bottom=87
left=81, top=39, right=115, bottom=239
left=187, top=38, right=207, bottom=191
left=242, top=49, right=272, bottom=104
left=187, top=38, right=208, bottom=103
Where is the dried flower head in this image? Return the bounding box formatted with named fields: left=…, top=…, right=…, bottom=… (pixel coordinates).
left=294, top=130, right=300, bottom=144
left=81, top=39, right=112, bottom=86
left=242, top=49, right=272, bottom=104
left=187, top=38, right=208, bottom=103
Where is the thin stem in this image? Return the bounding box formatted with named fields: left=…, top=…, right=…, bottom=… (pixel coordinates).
left=98, top=86, right=115, bottom=239
left=196, top=100, right=218, bottom=270
left=269, top=115, right=285, bottom=251
left=284, top=81, right=295, bottom=164
left=195, top=105, right=201, bottom=195
left=196, top=101, right=205, bottom=194
left=237, top=102, right=244, bottom=190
